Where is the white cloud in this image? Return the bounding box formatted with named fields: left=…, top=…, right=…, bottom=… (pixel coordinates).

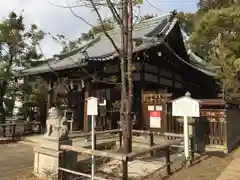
left=0, top=0, right=197, bottom=58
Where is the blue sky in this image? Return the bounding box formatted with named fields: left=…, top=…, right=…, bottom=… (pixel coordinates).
left=141, top=0, right=198, bottom=14
left=0, top=0, right=198, bottom=57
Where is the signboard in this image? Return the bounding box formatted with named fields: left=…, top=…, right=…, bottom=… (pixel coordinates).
left=150, top=111, right=161, bottom=128
left=155, top=105, right=162, bottom=111
left=172, top=96, right=200, bottom=117
left=87, top=97, right=98, bottom=115
left=148, top=105, right=154, bottom=111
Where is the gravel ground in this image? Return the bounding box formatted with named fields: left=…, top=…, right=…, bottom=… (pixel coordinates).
left=0, top=143, right=34, bottom=180
left=165, top=151, right=234, bottom=180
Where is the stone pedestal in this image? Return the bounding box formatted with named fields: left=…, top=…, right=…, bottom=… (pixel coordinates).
left=34, top=107, right=78, bottom=179
left=34, top=139, right=77, bottom=178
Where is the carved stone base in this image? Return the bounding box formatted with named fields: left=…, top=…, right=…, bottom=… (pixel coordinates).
left=34, top=147, right=61, bottom=178
left=34, top=139, right=77, bottom=178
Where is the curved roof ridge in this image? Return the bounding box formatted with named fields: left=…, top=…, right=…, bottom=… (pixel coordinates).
left=53, top=13, right=171, bottom=59
left=180, top=29, right=219, bottom=72
left=94, top=13, right=171, bottom=39
left=53, top=36, right=101, bottom=59
left=20, top=12, right=185, bottom=76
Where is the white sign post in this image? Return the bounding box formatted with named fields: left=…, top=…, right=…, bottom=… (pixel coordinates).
left=171, top=92, right=200, bottom=161
left=87, top=97, right=98, bottom=180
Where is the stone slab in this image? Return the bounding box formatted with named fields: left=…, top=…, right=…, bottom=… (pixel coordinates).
left=34, top=138, right=77, bottom=178
left=34, top=146, right=77, bottom=178
left=34, top=147, right=61, bottom=177
left=40, top=138, right=72, bottom=150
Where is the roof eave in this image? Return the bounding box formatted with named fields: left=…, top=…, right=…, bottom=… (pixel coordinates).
left=20, top=61, right=88, bottom=77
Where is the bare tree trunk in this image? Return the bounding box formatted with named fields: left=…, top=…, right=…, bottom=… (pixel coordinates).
left=121, top=0, right=134, bottom=153
left=62, top=0, right=133, bottom=153
left=125, top=0, right=133, bottom=153
left=120, top=0, right=129, bottom=153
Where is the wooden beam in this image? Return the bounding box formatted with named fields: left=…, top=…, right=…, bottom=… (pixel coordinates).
left=127, top=138, right=183, bottom=160
left=46, top=79, right=53, bottom=111
left=60, top=145, right=126, bottom=161
left=83, top=83, right=90, bottom=132
left=70, top=129, right=120, bottom=138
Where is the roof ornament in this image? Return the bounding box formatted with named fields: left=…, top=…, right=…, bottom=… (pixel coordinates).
left=185, top=91, right=191, bottom=97
left=82, top=49, right=89, bottom=58
left=169, top=10, right=177, bottom=21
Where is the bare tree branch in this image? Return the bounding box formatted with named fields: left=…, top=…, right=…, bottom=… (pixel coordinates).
left=66, top=0, right=95, bottom=28
left=87, top=0, right=121, bottom=55
left=106, top=0, right=122, bottom=25
left=48, top=0, right=118, bottom=9
left=50, top=0, right=122, bottom=55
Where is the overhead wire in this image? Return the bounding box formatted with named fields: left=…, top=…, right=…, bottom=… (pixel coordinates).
left=145, top=0, right=165, bottom=13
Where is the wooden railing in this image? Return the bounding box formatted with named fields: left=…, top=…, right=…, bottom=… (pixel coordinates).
left=70, top=129, right=120, bottom=139
left=69, top=129, right=184, bottom=150
left=205, top=119, right=227, bottom=146
left=58, top=129, right=194, bottom=180
left=59, top=138, right=183, bottom=180
left=0, top=121, right=41, bottom=141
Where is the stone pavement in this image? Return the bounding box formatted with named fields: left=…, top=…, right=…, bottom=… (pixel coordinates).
left=216, top=148, right=240, bottom=180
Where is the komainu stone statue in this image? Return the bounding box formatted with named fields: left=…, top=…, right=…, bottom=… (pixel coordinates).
left=44, top=107, right=69, bottom=140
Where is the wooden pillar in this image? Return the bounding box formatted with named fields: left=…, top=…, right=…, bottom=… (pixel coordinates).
left=165, top=147, right=171, bottom=175
left=149, top=132, right=154, bottom=156
left=39, top=99, right=47, bottom=128
left=122, top=157, right=128, bottom=180
left=140, top=55, right=145, bottom=130
left=83, top=82, right=91, bottom=132
left=140, top=89, right=145, bottom=130
left=23, top=77, right=29, bottom=119
left=74, top=82, right=84, bottom=131
left=172, top=70, right=175, bottom=94
left=46, top=79, right=53, bottom=114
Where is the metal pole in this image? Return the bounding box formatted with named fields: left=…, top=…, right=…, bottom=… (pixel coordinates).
left=91, top=115, right=95, bottom=180
left=184, top=116, right=189, bottom=160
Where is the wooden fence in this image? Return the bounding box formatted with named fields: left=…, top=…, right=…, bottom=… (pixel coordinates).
left=0, top=121, right=41, bottom=141
left=165, top=98, right=240, bottom=153
left=164, top=102, right=227, bottom=146
left=58, top=129, right=195, bottom=180
left=200, top=110, right=227, bottom=146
